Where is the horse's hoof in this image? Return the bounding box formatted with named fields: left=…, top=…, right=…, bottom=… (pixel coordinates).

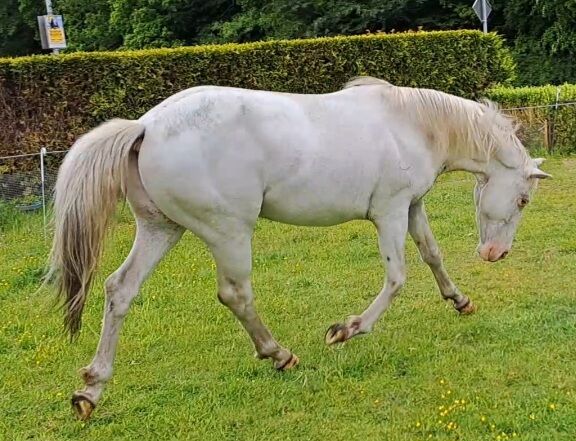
left=275, top=353, right=299, bottom=371
left=325, top=323, right=348, bottom=345
left=71, top=392, right=95, bottom=421
left=458, top=300, right=477, bottom=315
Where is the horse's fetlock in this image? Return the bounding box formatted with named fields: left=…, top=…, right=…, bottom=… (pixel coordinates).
left=257, top=341, right=280, bottom=359
left=81, top=365, right=112, bottom=385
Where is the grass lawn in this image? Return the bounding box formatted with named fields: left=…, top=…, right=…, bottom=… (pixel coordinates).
left=0, top=157, right=575, bottom=441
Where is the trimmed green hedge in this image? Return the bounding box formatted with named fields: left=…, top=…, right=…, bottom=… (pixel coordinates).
left=487, top=84, right=576, bottom=154
left=0, top=30, right=513, bottom=158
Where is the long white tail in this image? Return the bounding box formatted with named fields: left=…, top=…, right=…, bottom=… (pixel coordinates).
left=46, top=119, right=145, bottom=339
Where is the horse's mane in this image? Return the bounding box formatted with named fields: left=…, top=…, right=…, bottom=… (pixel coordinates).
left=343, top=76, right=529, bottom=165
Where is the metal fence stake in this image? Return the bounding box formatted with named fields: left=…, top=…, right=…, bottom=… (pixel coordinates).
left=40, top=147, right=47, bottom=240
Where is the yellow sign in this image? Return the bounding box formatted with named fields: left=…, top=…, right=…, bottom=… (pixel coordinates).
left=49, top=28, right=65, bottom=45
left=38, top=15, right=67, bottom=50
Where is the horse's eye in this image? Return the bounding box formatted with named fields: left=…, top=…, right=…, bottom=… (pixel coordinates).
left=518, top=197, right=529, bottom=208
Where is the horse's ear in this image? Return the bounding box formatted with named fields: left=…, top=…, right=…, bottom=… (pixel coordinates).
left=533, top=158, right=546, bottom=167
left=529, top=168, right=552, bottom=179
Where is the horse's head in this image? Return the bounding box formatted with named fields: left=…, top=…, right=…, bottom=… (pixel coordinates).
left=475, top=157, right=551, bottom=262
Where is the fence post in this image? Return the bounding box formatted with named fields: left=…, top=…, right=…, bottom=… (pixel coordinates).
left=549, top=86, right=562, bottom=153
left=40, top=147, right=47, bottom=239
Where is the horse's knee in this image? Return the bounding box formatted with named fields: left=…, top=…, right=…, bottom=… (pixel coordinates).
left=104, top=272, right=122, bottom=293
left=422, top=247, right=442, bottom=267
left=104, top=274, right=134, bottom=318
left=217, top=287, right=234, bottom=306
left=217, top=277, right=251, bottom=311
left=388, top=272, right=406, bottom=293
left=217, top=288, right=243, bottom=308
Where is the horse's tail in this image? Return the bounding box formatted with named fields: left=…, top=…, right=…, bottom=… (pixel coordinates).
left=46, top=119, right=145, bottom=339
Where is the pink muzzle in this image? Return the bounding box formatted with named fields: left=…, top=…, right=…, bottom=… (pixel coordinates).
left=478, top=243, right=509, bottom=262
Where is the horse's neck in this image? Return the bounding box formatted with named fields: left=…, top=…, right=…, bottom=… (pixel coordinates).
left=423, top=131, right=490, bottom=175
left=408, top=106, right=487, bottom=175
left=443, top=149, right=526, bottom=177
left=444, top=156, right=489, bottom=175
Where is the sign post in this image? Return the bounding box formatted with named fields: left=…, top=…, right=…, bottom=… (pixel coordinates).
left=45, top=0, right=53, bottom=14
left=472, top=0, right=492, bottom=33
left=38, top=0, right=67, bottom=54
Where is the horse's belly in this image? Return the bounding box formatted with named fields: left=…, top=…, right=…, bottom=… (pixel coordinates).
left=260, top=187, right=369, bottom=226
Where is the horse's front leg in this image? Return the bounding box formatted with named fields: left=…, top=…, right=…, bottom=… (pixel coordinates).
left=408, top=200, right=476, bottom=314
left=325, top=203, right=409, bottom=345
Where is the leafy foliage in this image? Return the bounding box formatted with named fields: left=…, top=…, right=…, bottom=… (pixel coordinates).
left=211, top=0, right=483, bottom=42
left=56, top=0, right=121, bottom=52
left=502, top=0, right=576, bottom=85
left=0, top=0, right=573, bottom=85
left=0, top=0, right=43, bottom=56
left=0, top=30, right=513, bottom=157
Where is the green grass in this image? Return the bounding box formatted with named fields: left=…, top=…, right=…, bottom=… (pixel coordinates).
left=1, top=158, right=575, bottom=441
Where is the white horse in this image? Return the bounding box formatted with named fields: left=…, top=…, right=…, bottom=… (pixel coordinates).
left=47, top=77, right=550, bottom=420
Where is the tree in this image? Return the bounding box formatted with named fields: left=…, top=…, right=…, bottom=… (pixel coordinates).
left=0, top=0, right=45, bottom=56
left=108, top=0, right=238, bottom=49
left=56, top=0, right=121, bottom=52
left=209, top=0, right=487, bottom=42
left=500, top=0, right=576, bottom=84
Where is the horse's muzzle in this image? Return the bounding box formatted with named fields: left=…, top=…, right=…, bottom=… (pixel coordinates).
left=478, top=243, right=509, bottom=262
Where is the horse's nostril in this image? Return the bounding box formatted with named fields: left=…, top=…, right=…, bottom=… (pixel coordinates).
left=500, top=251, right=509, bottom=259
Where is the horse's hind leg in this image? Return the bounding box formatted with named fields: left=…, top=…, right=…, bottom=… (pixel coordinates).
left=210, top=231, right=298, bottom=370
left=71, top=157, right=184, bottom=420
left=407, top=200, right=476, bottom=314
left=72, top=216, right=182, bottom=420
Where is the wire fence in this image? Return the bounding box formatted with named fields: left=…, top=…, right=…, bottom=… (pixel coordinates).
left=500, top=100, right=576, bottom=154
left=0, top=149, right=67, bottom=229
left=0, top=101, right=575, bottom=230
